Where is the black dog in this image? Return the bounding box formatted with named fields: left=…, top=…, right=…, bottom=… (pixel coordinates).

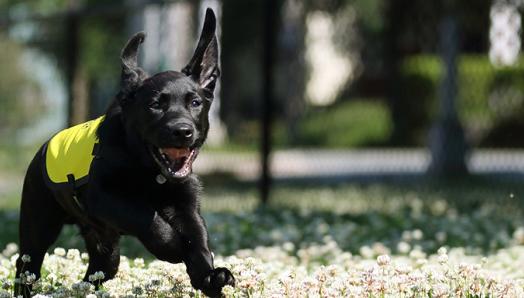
left=15, top=9, right=234, bottom=297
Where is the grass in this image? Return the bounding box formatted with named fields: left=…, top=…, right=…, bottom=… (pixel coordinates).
left=2, top=178, right=524, bottom=296
left=1, top=177, right=524, bottom=259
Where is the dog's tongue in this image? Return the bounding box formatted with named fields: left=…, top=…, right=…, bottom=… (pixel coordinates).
left=161, top=148, right=190, bottom=161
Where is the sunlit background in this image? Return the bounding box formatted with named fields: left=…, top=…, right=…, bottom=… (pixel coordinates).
left=2, top=0, right=524, bottom=285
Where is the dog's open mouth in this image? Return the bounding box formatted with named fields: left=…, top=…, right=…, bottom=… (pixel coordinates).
left=150, top=147, right=199, bottom=179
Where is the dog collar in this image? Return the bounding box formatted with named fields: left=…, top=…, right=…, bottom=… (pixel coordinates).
left=156, top=174, right=167, bottom=184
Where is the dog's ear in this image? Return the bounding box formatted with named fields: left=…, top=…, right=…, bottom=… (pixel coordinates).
left=182, top=8, right=220, bottom=97
left=120, top=32, right=147, bottom=96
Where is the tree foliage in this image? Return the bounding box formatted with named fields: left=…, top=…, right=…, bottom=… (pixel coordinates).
left=0, top=36, right=43, bottom=137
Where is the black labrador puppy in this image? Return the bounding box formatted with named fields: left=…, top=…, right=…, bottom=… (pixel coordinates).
left=15, top=9, right=234, bottom=298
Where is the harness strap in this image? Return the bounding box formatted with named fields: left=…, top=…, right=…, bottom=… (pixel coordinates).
left=92, top=142, right=101, bottom=157
left=67, top=174, right=85, bottom=212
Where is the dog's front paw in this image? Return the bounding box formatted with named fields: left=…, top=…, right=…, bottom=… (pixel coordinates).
left=200, top=267, right=235, bottom=297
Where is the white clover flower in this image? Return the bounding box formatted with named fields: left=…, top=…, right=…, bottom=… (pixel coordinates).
left=481, top=257, right=488, bottom=265
left=435, top=231, right=447, bottom=242
left=95, top=271, right=105, bottom=280
left=359, top=245, right=374, bottom=259
left=432, top=282, right=450, bottom=297
left=21, top=271, right=36, bottom=284
left=1, top=232, right=524, bottom=297
left=2, top=243, right=18, bottom=257
left=409, top=249, right=426, bottom=260
left=283, top=242, right=295, bottom=252
left=46, top=272, right=57, bottom=282
left=21, top=254, right=31, bottom=263
left=133, top=258, right=145, bottom=268
left=95, top=290, right=111, bottom=298
left=72, top=281, right=93, bottom=293
left=53, top=248, right=66, bottom=257
left=131, top=286, right=143, bottom=295
left=1, top=280, right=11, bottom=290
left=88, top=274, right=97, bottom=282
left=401, top=230, right=412, bottom=241
left=9, top=255, right=19, bottom=268
left=438, top=254, right=448, bottom=264
left=221, top=285, right=235, bottom=296
left=397, top=241, right=411, bottom=254
left=469, top=279, right=482, bottom=296
left=376, top=254, right=391, bottom=267
left=412, top=229, right=423, bottom=240
left=395, top=264, right=412, bottom=275
left=372, top=242, right=390, bottom=256
left=66, top=249, right=80, bottom=260
left=513, top=227, right=524, bottom=244
left=416, top=258, right=428, bottom=267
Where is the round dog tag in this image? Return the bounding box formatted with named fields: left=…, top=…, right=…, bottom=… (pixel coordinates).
left=156, top=174, right=167, bottom=184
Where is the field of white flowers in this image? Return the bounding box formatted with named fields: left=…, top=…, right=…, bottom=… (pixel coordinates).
left=1, top=182, right=524, bottom=297
left=2, top=241, right=524, bottom=297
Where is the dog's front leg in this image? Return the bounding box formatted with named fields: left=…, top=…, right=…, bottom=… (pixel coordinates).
left=175, top=212, right=235, bottom=297
left=87, top=191, right=234, bottom=297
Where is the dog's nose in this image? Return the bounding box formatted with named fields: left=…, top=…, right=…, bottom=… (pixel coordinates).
left=173, top=124, right=194, bottom=140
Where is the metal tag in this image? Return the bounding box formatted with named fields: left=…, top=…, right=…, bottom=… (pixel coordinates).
left=156, top=174, right=167, bottom=184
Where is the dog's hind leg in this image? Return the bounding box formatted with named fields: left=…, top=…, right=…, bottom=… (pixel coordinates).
left=15, top=152, right=66, bottom=297
left=81, top=227, right=120, bottom=285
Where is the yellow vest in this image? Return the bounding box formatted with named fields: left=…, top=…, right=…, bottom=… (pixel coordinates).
left=45, top=116, right=104, bottom=185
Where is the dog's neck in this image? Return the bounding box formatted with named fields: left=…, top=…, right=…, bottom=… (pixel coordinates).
left=98, top=103, right=156, bottom=172
left=125, top=123, right=158, bottom=170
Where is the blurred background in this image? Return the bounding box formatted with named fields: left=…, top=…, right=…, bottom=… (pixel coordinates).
left=1, top=0, right=524, bottom=259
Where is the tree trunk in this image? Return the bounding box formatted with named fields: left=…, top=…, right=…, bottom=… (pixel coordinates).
left=70, top=66, right=90, bottom=125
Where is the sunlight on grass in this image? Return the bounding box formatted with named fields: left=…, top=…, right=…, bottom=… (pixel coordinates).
left=2, top=180, right=524, bottom=296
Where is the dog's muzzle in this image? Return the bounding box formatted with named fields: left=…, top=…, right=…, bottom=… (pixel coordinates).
left=149, top=146, right=199, bottom=179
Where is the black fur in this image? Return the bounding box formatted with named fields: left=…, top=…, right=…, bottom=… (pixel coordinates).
left=15, top=9, right=234, bottom=298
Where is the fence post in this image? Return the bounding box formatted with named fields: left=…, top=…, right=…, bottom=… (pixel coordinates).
left=65, top=1, right=90, bottom=126
left=384, top=0, right=408, bottom=146
left=260, top=0, right=277, bottom=204
left=428, top=11, right=469, bottom=177
left=65, top=6, right=79, bottom=127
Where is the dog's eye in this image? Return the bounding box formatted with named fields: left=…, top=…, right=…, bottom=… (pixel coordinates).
left=191, top=99, right=202, bottom=108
